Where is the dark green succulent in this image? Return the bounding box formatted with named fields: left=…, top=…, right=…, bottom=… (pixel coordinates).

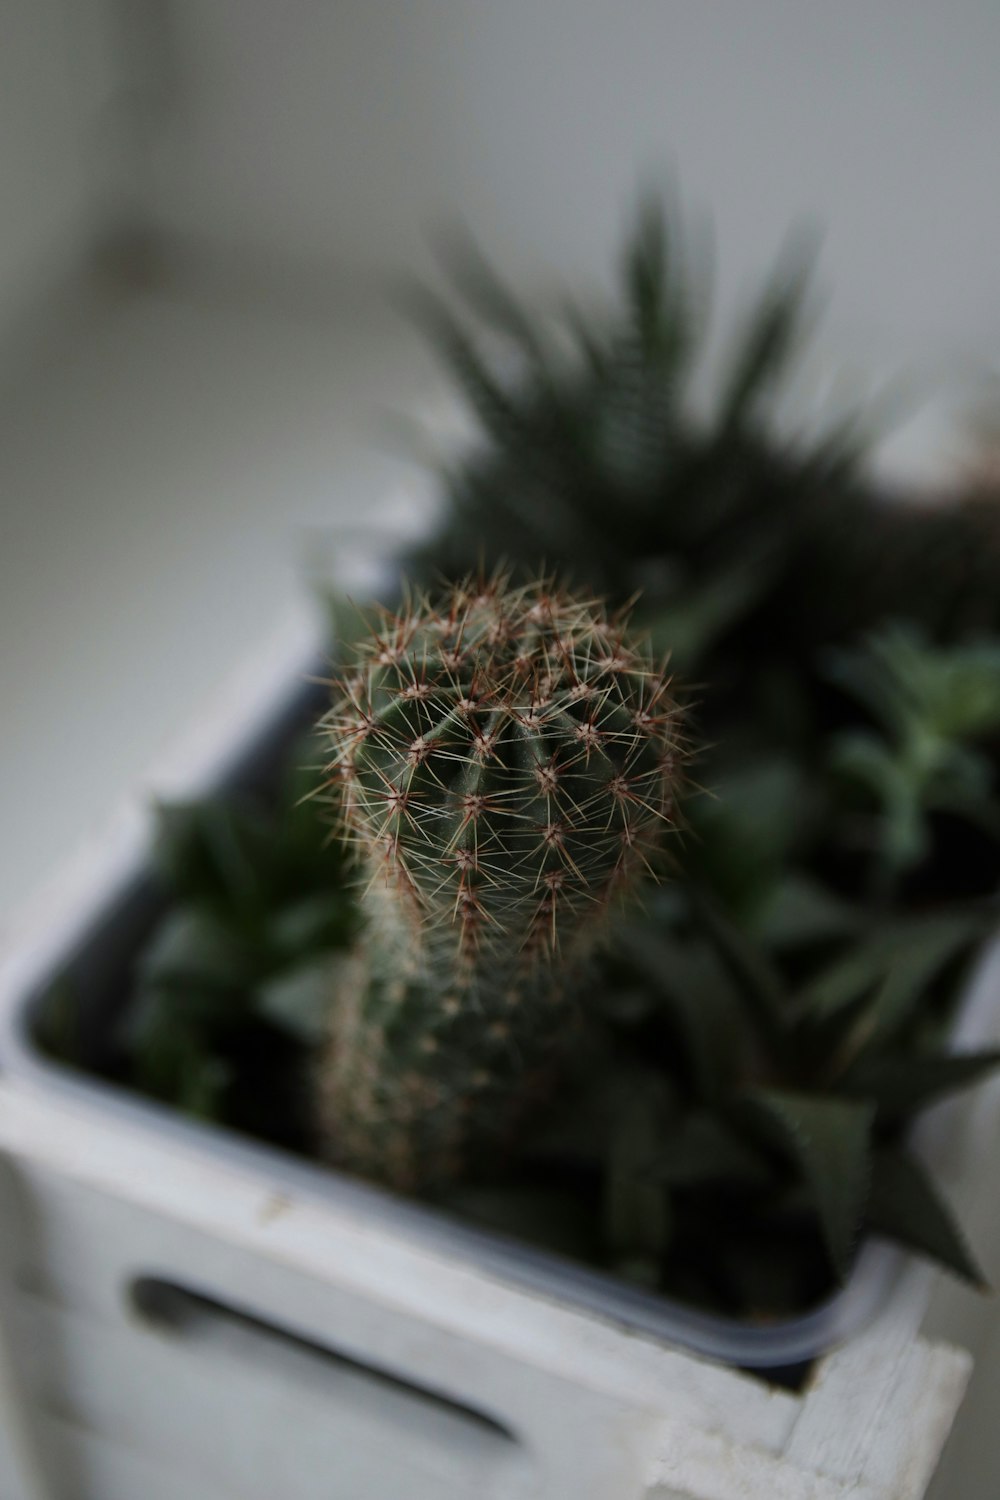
left=405, top=197, right=867, bottom=672
left=116, top=730, right=360, bottom=1142
left=779, top=486, right=1000, bottom=656
left=406, top=196, right=1000, bottom=678
left=432, top=621, right=1000, bottom=1307
left=539, top=874, right=999, bottom=1307
left=827, top=628, right=1000, bottom=888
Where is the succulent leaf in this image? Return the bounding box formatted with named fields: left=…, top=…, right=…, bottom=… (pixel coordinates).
left=138, top=909, right=253, bottom=995
left=603, top=1074, right=674, bottom=1282
left=407, top=196, right=860, bottom=653
left=755, top=875, right=858, bottom=951
left=716, top=231, right=818, bottom=433
left=842, top=1048, right=1000, bottom=1122
left=868, top=1148, right=986, bottom=1286
left=613, top=924, right=745, bottom=1103
left=152, top=801, right=267, bottom=911
left=828, top=628, right=1000, bottom=884
left=740, top=1090, right=874, bottom=1281
left=795, top=914, right=982, bottom=1032
left=651, top=1112, right=774, bottom=1190
left=257, top=958, right=343, bottom=1046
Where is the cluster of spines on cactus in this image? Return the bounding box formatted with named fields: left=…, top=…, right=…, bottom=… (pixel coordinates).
left=324, top=574, right=684, bottom=960
left=317, top=573, right=685, bottom=1188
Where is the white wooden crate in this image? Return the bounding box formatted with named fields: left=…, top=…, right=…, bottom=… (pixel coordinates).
left=0, top=613, right=986, bottom=1500
left=0, top=1081, right=973, bottom=1500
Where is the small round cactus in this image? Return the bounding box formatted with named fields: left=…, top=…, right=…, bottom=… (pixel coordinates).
left=318, top=574, right=685, bottom=1190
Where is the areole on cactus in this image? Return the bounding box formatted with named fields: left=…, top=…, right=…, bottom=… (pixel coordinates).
left=318, top=572, right=686, bottom=1190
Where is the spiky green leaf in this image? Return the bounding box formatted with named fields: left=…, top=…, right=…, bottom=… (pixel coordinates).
left=137, top=909, right=250, bottom=993
left=650, top=1112, right=774, bottom=1190
left=256, top=958, right=340, bottom=1046
left=717, top=232, right=817, bottom=430
left=402, top=286, right=533, bottom=452
left=432, top=230, right=548, bottom=359
left=603, top=1076, right=674, bottom=1282
left=755, top=875, right=858, bottom=950
left=796, top=913, right=982, bottom=1032
left=267, top=893, right=356, bottom=959
left=686, top=888, right=790, bottom=1049
left=684, top=757, right=812, bottom=924
left=740, top=1090, right=874, bottom=1280
left=842, top=1049, right=1000, bottom=1119
left=152, top=801, right=268, bottom=912
left=868, top=1148, right=986, bottom=1286
left=613, top=924, right=745, bottom=1102
left=643, top=547, right=778, bottom=670
left=124, top=987, right=232, bottom=1118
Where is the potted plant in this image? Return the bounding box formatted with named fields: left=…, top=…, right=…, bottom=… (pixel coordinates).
left=1, top=203, right=998, bottom=1500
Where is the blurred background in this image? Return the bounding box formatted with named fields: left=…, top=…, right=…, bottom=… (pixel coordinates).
left=1, top=8, right=999, bottom=1489
left=4, top=1, right=1000, bottom=918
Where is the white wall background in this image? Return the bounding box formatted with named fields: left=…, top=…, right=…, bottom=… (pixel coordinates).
left=141, top=1, right=1000, bottom=375
left=0, top=0, right=125, bottom=346
left=2, top=3, right=998, bottom=905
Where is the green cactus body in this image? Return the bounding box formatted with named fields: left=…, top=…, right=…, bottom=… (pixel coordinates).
left=319, top=576, right=685, bottom=1190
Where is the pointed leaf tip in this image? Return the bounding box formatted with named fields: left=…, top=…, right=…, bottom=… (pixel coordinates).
left=868, top=1149, right=988, bottom=1287
left=741, top=1089, right=874, bottom=1281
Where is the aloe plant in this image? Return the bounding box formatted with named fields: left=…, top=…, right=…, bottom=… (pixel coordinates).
left=405, top=197, right=867, bottom=672
left=408, top=196, right=1000, bottom=680
left=581, top=882, right=999, bottom=1300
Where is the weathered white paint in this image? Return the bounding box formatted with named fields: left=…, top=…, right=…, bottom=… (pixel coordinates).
left=0, top=1083, right=973, bottom=1500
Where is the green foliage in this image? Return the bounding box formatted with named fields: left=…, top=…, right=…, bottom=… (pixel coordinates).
left=833, top=629, right=1000, bottom=744
left=40, top=196, right=1000, bottom=1331
left=407, top=196, right=864, bottom=674
left=790, top=490, right=1000, bottom=651
left=418, top=607, right=998, bottom=1304
left=829, top=628, right=1000, bottom=884
left=117, top=730, right=359, bottom=1136
left=585, top=890, right=994, bottom=1295
left=603, top=1073, right=674, bottom=1285
left=868, top=1148, right=985, bottom=1286
left=318, top=209, right=1000, bottom=1303
left=841, top=1049, right=1000, bottom=1121
left=466, top=607, right=1000, bottom=1302
left=738, top=1092, right=875, bottom=1281
left=60, top=606, right=1000, bottom=1320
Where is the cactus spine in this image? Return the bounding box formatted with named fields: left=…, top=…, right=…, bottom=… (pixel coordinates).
left=319, top=575, right=685, bottom=1190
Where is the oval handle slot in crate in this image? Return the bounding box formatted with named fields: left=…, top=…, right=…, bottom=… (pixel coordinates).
left=127, top=1276, right=521, bottom=1466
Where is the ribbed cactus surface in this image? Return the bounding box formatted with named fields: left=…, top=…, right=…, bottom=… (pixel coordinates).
left=318, top=575, right=685, bottom=1190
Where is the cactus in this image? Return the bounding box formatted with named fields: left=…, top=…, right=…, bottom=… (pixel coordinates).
left=318, top=574, right=685, bottom=1190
